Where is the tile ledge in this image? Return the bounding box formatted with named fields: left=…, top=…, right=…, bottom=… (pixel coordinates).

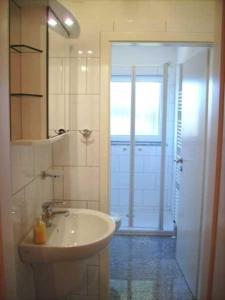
left=11, top=132, right=70, bottom=145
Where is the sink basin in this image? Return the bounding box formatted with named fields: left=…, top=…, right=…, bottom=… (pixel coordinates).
left=19, top=209, right=116, bottom=264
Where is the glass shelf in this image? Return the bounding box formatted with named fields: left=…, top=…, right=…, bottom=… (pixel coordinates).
left=11, top=93, right=43, bottom=98
left=10, top=44, right=43, bottom=53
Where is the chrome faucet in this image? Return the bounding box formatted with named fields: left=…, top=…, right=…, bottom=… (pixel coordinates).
left=41, top=201, right=69, bottom=227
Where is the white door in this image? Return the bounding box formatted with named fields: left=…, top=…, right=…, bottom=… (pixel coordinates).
left=176, top=49, right=208, bottom=297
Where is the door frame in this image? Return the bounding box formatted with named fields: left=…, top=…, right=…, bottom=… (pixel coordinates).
left=100, top=31, right=215, bottom=299
left=100, top=31, right=214, bottom=214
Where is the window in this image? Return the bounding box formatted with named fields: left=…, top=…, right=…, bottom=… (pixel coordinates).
left=135, top=77, right=162, bottom=140
left=110, top=75, right=162, bottom=141
left=110, top=76, right=131, bottom=137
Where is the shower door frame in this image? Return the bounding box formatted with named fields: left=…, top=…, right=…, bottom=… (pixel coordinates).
left=128, top=65, right=136, bottom=228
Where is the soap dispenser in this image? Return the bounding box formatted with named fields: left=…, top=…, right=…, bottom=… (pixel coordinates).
left=33, top=217, right=47, bottom=245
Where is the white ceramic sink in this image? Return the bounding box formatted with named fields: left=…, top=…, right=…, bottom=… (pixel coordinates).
left=19, top=209, right=116, bottom=264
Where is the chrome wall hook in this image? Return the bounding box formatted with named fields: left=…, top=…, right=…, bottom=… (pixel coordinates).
left=79, top=129, right=92, bottom=138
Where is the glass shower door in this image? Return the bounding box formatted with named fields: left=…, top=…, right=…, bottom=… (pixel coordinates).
left=110, top=68, right=132, bottom=228
left=133, top=67, right=163, bottom=229
left=110, top=64, right=170, bottom=231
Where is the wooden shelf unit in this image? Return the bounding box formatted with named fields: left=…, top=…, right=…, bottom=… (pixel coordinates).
left=9, top=1, right=47, bottom=141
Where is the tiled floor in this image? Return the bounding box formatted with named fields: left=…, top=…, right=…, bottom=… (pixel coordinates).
left=109, top=236, right=194, bottom=300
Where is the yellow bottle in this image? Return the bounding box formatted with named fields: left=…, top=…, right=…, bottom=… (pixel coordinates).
left=33, top=217, right=47, bottom=244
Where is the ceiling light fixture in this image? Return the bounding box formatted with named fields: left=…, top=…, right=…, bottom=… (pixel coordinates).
left=48, top=18, right=57, bottom=27
left=64, top=18, right=74, bottom=27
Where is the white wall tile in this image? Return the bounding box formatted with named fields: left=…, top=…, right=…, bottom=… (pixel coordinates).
left=53, top=132, right=86, bottom=166
left=167, top=17, right=214, bottom=34
left=62, top=200, right=87, bottom=208
left=24, top=178, right=42, bottom=229
left=143, top=155, right=161, bottom=172
left=64, top=58, right=70, bottom=94
left=65, top=95, right=71, bottom=131
left=21, top=178, right=52, bottom=234
left=135, top=155, right=144, bottom=172
left=40, top=177, right=53, bottom=204
left=87, top=131, right=99, bottom=166
left=70, top=58, right=87, bottom=94
left=87, top=58, right=99, bottom=94
left=114, top=19, right=166, bottom=32
left=70, top=95, right=99, bottom=130
left=11, top=144, right=35, bottom=194
left=11, top=189, right=26, bottom=243
left=143, top=190, right=160, bottom=207
left=12, top=190, right=35, bottom=300
left=135, top=173, right=156, bottom=190
left=111, top=155, right=120, bottom=172
left=33, top=143, right=52, bottom=176
left=119, top=189, right=129, bottom=206
left=12, top=178, right=41, bottom=237
left=119, top=155, right=129, bottom=172
left=133, top=190, right=144, bottom=207
left=88, top=201, right=99, bottom=211
left=111, top=172, right=129, bottom=189
left=111, top=145, right=129, bottom=156
left=64, top=167, right=99, bottom=201
left=111, top=189, right=120, bottom=206
left=53, top=167, right=64, bottom=200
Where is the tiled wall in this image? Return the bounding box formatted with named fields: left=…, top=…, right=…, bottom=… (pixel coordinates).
left=49, top=27, right=101, bottom=300
left=52, top=53, right=100, bottom=211
left=11, top=142, right=53, bottom=300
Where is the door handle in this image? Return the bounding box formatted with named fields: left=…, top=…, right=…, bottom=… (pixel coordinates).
left=174, top=158, right=183, bottom=164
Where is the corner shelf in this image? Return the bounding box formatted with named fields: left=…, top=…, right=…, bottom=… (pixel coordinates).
left=11, top=93, right=43, bottom=98
left=10, top=44, right=43, bottom=53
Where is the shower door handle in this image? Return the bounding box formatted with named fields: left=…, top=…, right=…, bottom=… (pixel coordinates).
left=174, top=158, right=183, bottom=164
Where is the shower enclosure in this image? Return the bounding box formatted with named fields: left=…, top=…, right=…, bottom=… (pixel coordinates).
left=110, top=47, right=176, bottom=233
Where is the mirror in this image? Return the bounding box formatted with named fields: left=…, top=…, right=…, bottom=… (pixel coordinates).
left=47, top=5, right=80, bottom=138
left=48, top=9, right=70, bottom=138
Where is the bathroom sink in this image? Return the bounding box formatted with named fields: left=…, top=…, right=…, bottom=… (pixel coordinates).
left=19, top=209, right=116, bottom=264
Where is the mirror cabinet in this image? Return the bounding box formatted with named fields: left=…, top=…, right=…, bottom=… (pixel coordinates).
left=9, top=0, right=79, bottom=143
